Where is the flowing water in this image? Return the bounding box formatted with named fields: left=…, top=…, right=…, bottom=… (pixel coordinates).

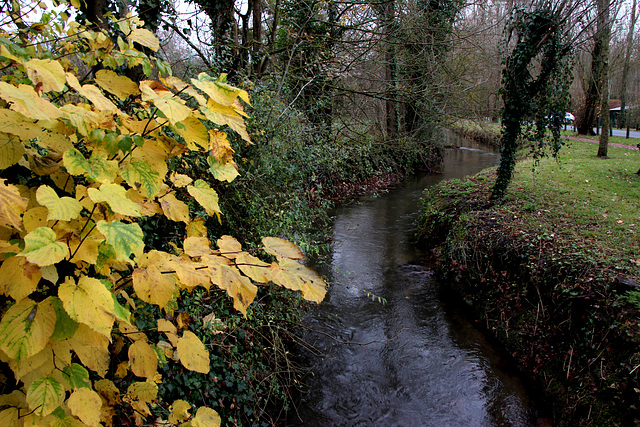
left=288, top=133, right=544, bottom=426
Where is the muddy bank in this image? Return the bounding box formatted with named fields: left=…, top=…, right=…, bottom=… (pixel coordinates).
left=416, top=170, right=640, bottom=426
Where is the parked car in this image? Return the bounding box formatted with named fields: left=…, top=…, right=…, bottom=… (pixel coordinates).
left=565, top=112, right=575, bottom=124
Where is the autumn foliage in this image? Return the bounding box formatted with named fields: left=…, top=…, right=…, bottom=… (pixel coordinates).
left=0, top=4, right=325, bottom=425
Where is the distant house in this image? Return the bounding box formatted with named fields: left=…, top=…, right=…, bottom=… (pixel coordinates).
left=594, top=99, right=631, bottom=128
left=608, top=99, right=630, bottom=127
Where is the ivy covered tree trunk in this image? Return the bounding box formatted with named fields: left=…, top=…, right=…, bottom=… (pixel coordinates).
left=396, top=0, right=461, bottom=139
left=491, top=8, right=571, bottom=199
left=279, top=0, right=338, bottom=140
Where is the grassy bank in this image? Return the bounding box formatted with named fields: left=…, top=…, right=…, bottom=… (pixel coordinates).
left=417, top=140, right=640, bottom=425
left=448, top=120, right=502, bottom=146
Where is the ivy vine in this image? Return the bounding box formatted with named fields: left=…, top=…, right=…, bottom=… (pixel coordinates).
left=492, top=8, right=572, bottom=199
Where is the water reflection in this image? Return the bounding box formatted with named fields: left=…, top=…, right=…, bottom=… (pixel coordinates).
left=289, top=135, right=541, bottom=426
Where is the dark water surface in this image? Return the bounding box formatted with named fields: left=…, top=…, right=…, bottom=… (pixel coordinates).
left=288, top=134, right=543, bottom=426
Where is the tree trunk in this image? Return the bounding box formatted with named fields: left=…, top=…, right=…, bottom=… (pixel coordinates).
left=597, top=0, right=611, bottom=157
left=252, top=0, right=263, bottom=77
left=618, top=0, right=637, bottom=130
left=577, top=0, right=611, bottom=136
left=383, top=0, right=398, bottom=139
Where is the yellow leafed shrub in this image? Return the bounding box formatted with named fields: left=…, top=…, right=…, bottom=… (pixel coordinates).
left=0, top=4, right=325, bottom=425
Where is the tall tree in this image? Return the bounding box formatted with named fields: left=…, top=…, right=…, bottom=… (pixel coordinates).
left=395, top=0, right=461, bottom=139
left=492, top=6, right=572, bottom=199
left=576, top=0, right=613, bottom=136
left=373, top=0, right=399, bottom=138
left=618, top=0, right=637, bottom=131
left=596, top=0, right=612, bottom=157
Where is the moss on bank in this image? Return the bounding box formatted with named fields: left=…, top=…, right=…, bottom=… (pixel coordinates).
left=417, top=142, right=640, bottom=426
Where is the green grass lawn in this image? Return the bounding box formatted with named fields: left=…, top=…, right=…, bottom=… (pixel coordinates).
left=508, top=140, right=640, bottom=264
left=560, top=129, right=638, bottom=146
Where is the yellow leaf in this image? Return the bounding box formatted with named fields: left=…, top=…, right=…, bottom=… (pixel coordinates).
left=0, top=43, right=23, bottom=63
left=0, top=82, right=61, bottom=120
left=26, top=376, right=64, bottom=417
left=20, top=227, right=67, bottom=266
left=0, top=299, right=56, bottom=361
left=9, top=345, right=53, bottom=383
left=94, top=379, right=120, bottom=405
left=171, top=115, right=209, bottom=151
left=119, top=321, right=146, bottom=342
left=192, top=407, right=221, bottom=427
left=217, top=235, right=242, bottom=259
left=176, top=331, right=209, bottom=373
left=207, top=156, right=239, bottom=183
left=186, top=218, right=207, bottom=238
left=69, top=324, right=109, bottom=377
left=58, top=276, right=116, bottom=338
left=67, top=388, right=102, bottom=427
left=0, top=407, right=19, bottom=426
left=128, top=28, right=160, bottom=51
left=169, top=400, right=191, bottom=424
left=0, top=256, right=41, bottom=302
left=132, top=264, right=177, bottom=308
left=126, top=188, right=162, bottom=216
left=162, top=76, right=207, bottom=106
left=203, top=255, right=257, bottom=315
left=88, top=183, right=142, bottom=217
left=126, top=381, right=158, bottom=403
left=187, top=180, right=221, bottom=218
left=270, top=257, right=327, bottom=303
left=23, top=207, right=49, bottom=233
left=41, top=265, right=58, bottom=285
left=115, top=361, right=129, bottom=378
left=128, top=340, right=157, bottom=379
left=235, top=252, right=270, bottom=283
left=183, top=236, right=212, bottom=257
left=60, top=104, right=101, bottom=136
left=169, top=257, right=210, bottom=291
left=191, top=74, right=250, bottom=107
left=200, top=99, right=251, bottom=143
left=262, top=237, right=305, bottom=260
left=68, top=228, right=103, bottom=265
left=36, top=185, right=82, bottom=221
left=140, top=80, right=190, bottom=125
left=170, top=172, right=192, bottom=188
left=94, top=69, right=140, bottom=101
left=65, top=73, right=118, bottom=112
left=23, top=58, right=66, bottom=93
left=159, top=192, right=190, bottom=223
left=157, top=319, right=179, bottom=347
left=0, top=179, right=28, bottom=230
left=0, top=132, right=25, bottom=169
left=208, top=130, right=234, bottom=163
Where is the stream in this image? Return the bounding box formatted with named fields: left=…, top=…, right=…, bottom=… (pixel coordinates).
left=288, top=133, right=544, bottom=426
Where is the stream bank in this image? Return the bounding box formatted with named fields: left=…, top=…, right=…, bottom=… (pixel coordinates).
left=416, top=147, right=640, bottom=425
